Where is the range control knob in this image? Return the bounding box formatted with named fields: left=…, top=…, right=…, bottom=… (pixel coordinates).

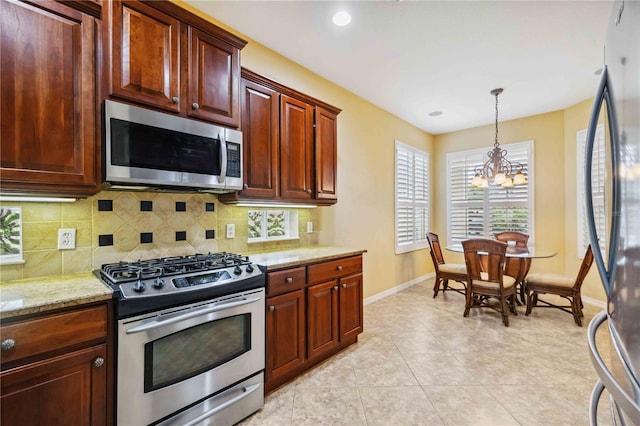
left=133, top=280, right=146, bottom=292
left=246, top=263, right=254, bottom=273
left=153, top=278, right=165, bottom=289
left=233, top=265, right=243, bottom=275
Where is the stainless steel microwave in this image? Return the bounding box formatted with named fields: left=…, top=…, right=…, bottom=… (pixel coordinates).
left=103, top=100, right=243, bottom=193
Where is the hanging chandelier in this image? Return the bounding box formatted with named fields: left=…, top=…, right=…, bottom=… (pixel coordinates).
left=470, top=88, right=527, bottom=188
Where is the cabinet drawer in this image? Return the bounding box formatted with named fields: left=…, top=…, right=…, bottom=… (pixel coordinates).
left=267, top=267, right=306, bottom=297
left=307, top=256, right=362, bottom=284
left=0, top=305, right=107, bottom=365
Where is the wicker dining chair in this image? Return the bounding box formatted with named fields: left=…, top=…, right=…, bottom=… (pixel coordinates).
left=495, top=231, right=532, bottom=303
left=524, top=245, right=594, bottom=326
left=462, top=238, right=517, bottom=326
left=427, top=232, right=467, bottom=298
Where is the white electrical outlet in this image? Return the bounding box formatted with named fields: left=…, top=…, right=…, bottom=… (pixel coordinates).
left=226, top=224, right=235, bottom=239
left=307, top=222, right=313, bottom=233
left=57, top=228, right=76, bottom=250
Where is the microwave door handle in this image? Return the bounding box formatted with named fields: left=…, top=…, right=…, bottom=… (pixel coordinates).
left=125, top=295, right=261, bottom=334
left=218, top=133, right=227, bottom=184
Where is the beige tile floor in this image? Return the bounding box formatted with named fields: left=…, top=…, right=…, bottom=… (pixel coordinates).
left=241, top=278, right=616, bottom=425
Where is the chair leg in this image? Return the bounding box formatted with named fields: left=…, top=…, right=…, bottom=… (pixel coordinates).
left=433, top=276, right=441, bottom=298
left=525, top=290, right=533, bottom=316
left=463, top=288, right=472, bottom=317
left=572, top=297, right=583, bottom=326
left=509, top=294, right=518, bottom=315
left=443, top=279, right=449, bottom=291
left=500, top=296, right=510, bottom=327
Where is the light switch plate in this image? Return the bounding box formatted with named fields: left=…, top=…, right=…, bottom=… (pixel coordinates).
left=226, top=224, right=235, bottom=239
left=58, top=228, right=76, bottom=249
left=306, top=222, right=313, bottom=233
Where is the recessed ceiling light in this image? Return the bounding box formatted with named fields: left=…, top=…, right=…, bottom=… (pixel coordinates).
left=428, top=111, right=443, bottom=117
left=332, top=11, right=351, bottom=26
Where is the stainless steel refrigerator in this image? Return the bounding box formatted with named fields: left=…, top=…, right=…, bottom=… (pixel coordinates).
left=585, top=1, right=640, bottom=424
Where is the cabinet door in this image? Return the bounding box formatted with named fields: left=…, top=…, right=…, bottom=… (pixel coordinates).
left=280, top=95, right=314, bottom=200
left=239, top=79, right=280, bottom=198
left=339, top=273, right=364, bottom=340
left=187, top=26, right=240, bottom=127
left=1, top=344, right=107, bottom=426
left=265, top=290, right=305, bottom=383
left=307, top=280, right=339, bottom=359
left=0, top=0, right=99, bottom=196
left=315, top=107, right=338, bottom=202
left=109, top=0, right=180, bottom=112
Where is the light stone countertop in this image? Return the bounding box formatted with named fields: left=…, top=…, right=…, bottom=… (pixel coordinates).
left=0, top=247, right=366, bottom=319
left=248, top=246, right=367, bottom=270
left=0, top=272, right=113, bottom=320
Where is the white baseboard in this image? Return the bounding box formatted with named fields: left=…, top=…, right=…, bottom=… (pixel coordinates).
left=582, top=295, right=606, bottom=309
left=364, top=273, right=434, bottom=305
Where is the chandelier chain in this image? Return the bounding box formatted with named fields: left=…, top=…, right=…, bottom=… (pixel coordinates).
left=494, top=92, right=499, bottom=148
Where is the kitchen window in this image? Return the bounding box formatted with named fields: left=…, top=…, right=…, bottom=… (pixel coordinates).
left=395, top=140, right=430, bottom=254
left=446, top=141, right=534, bottom=245
left=577, top=125, right=606, bottom=257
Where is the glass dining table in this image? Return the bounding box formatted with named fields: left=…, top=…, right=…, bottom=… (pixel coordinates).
left=446, top=242, right=557, bottom=303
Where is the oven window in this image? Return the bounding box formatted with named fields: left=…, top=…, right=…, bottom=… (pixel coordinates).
left=144, top=314, right=251, bottom=392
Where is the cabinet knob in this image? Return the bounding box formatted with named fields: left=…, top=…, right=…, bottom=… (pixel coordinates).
left=192, top=102, right=200, bottom=110
left=243, top=184, right=249, bottom=189
left=171, top=96, right=180, bottom=104
left=285, top=277, right=293, bottom=284
left=342, top=283, right=347, bottom=288
left=337, top=266, right=343, bottom=271
left=318, top=190, right=323, bottom=193
left=268, top=306, right=275, bottom=312
left=93, top=357, right=105, bottom=368
left=1, top=338, right=15, bottom=351
left=333, top=286, right=338, bottom=291
left=306, top=189, right=312, bottom=194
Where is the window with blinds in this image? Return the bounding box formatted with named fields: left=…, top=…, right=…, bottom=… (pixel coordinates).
left=577, top=125, right=606, bottom=258
left=446, top=141, right=534, bottom=245
left=395, top=140, right=430, bottom=254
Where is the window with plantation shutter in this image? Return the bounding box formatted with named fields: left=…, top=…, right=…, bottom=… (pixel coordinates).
left=446, top=141, right=534, bottom=245
left=395, top=140, right=430, bottom=254
left=577, top=125, right=606, bottom=258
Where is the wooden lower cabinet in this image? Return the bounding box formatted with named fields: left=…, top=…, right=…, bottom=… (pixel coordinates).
left=264, top=255, right=363, bottom=393
left=1, top=344, right=107, bottom=426
left=265, top=289, right=305, bottom=384
left=0, top=303, right=111, bottom=425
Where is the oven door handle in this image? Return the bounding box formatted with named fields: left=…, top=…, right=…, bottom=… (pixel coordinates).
left=125, top=296, right=262, bottom=334
left=179, top=382, right=261, bottom=426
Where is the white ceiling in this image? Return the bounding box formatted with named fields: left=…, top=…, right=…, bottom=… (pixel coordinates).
left=184, top=0, right=613, bottom=135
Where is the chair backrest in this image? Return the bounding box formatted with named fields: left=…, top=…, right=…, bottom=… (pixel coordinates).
left=427, top=232, right=445, bottom=266
left=574, top=244, right=594, bottom=289
left=495, top=231, right=529, bottom=248
left=462, top=238, right=507, bottom=284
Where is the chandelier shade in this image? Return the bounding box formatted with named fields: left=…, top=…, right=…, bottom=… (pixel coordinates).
left=471, top=88, right=527, bottom=188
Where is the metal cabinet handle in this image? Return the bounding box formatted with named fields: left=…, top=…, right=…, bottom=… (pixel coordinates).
left=306, top=189, right=312, bottom=194
left=285, top=277, right=293, bottom=284
left=192, top=102, right=200, bottom=110
left=171, top=96, right=180, bottom=104
left=93, top=357, right=104, bottom=368
left=342, top=283, right=347, bottom=288
left=243, top=184, right=249, bottom=189
left=318, top=190, right=323, bottom=193
left=1, top=339, right=15, bottom=350
left=268, top=306, right=275, bottom=312
left=337, top=266, right=343, bottom=271
left=333, top=286, right=338, bottom=291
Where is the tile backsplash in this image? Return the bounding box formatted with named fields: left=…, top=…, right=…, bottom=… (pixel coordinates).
left=0, top=191, right=319, bottom=281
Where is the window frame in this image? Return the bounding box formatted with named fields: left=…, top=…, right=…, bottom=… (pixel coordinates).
left=394, top=140, right=430, bottom=254
left=445, top=140, right=534, bottom=246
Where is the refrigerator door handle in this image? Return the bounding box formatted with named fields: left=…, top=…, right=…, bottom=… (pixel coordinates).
left=584, top=65, right=622, bottom=297
left=588, top=311, right=640, bottom=425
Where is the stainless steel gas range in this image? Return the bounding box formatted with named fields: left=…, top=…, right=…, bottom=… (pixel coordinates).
left=96, top=252, right=266, bottom=426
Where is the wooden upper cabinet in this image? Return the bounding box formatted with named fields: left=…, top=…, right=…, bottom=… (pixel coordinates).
left=187, top=27, right=240, bottom=127
left=105, top=0, right=245, bottom=126
left=0, top=0, right=100, bottom=196
left=109, top=1, right=181, bottom=112
left=239, top=79, right=280, bottom=198
left=280, top=95, right=315, bottom=200
left=315, top=107, right=338, bottom=202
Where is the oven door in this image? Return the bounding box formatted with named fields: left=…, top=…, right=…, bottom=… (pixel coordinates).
left=116, top=288, right=265, bottom=426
